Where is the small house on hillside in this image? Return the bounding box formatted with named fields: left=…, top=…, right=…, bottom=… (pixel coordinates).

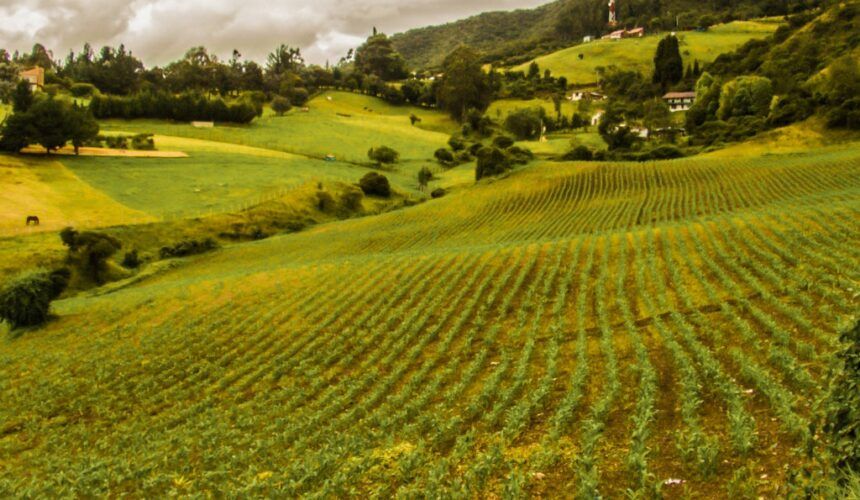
left=602, top=28, right=646, bottom=40
left=19, top=67, right=45, bottom=92
left=569, top=91, right=606, bottom=102
left=662, top=91, right=696, bottom=112
left=583, top=36, right=594, bottom=43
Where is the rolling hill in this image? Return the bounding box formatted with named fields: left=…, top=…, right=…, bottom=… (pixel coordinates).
left=1, top=139, right=858, bottom=496
left=512, top=20, right=780, bottom=84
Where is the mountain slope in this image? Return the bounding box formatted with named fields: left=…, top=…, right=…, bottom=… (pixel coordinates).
left=2, top=142, right=859, bottom=496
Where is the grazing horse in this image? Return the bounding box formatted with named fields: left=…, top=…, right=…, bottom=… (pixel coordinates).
left=26, top=216, right=40, bottom=226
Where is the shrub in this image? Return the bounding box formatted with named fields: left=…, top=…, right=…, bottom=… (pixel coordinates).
left=493, top=135, right=515, bottom=149
left=316, top=190, right=336, bottom=212
left=341, top=187, right=364, bottom=212
left=359, top=172, right=391, bottom=197
left=271, top=96, right=292, bottom=116
left=506, top=146, right=534, bottom=165
left=431, top=188, right=447, bottom=199
left=60, top=228, right=122, bottom=285
left=288, top=87, right=310, bottom=106
left=70, top=83, right=97, bottom=98
left=448, top=137, right=466, bottom=151
left=0, top=269, right=70, bottom=329
left=822, top=320, right=860, bottom=479
left=368, top=146, right=399, bottom=166
left=130, top=134, right=155, bottom=150
left=121, top=250, right=141, bottom=269
left=434, top=148, right=455, bottom=166
left=563, top=145, right=594, bottom=161
left=504, top=107, right=545, bottom=140
left=475, top=147, right=510, bottom=181
left=159, top=239, right=219, bottom=259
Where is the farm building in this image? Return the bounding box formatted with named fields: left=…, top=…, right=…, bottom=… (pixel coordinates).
left=19, top=67, right=45, bottom=91
left=663, top=91, right=697, bottom=112
left=569, top=91, right=607, bottom=102
left=602, top=28, right=646, bottom=40
left=583, top=35, right=594, bottom=43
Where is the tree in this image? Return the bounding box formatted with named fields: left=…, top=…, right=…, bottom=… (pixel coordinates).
left=436, top=46, right=491, bottom=121
left=528, top=62, right=541, bottom=80
left=267, top=45, right=304, bottom=75
left=717, top=76, right=773, bottom=120
left=359, top=172, right=391, bottom=197
left=0, top=269, right=70, bottom=329
left=27, top=98, right=71, bottom=153
left=504, top=108, right=545, bottom=140
left=641, top=98, right=672, bottom=138
left=12, top=80, right=33, bottom=113
left=418, top=166, right=434, bottom=190
left=0, top=112, right=35, bottom=152
left=354, top=32, right=408, bottom=81
left=67, top=104, right=99, bottom=155
left=598, top=101, right=638, bottom=150
left=653, top=35, right=684, bottom=89
left=822, top=320, right=860, bottom=482
left=475, top=147, right=510, bottom=181
left=271, top=96, right=292, bottom=116
left=823, top=56, right=860, bottom=105
left=60, top=228, right=122, bottom=285
left=368, top=146, right=400, bottom=166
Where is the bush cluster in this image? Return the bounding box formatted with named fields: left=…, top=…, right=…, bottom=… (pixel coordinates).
left=90, top=92, right=259, bottom=124
left=359, top=172, right=391, bottom=197
left=159, top=239, right=219, bottom=259
left=0, top=269, right=70, bottom=329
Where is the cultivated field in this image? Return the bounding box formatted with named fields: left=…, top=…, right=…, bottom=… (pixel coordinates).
left=513, top=20, right=781, bottom=84
left=1, top=142, right=857, bottom=497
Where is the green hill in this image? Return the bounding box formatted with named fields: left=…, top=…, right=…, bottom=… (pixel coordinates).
left=512, top=20, right=780, bottom=84
left=391, top=0, right=805, bottom=70
left=1, top=140, right=858, bottom=496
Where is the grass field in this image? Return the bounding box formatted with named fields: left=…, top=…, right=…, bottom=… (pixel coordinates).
left=100, top=91, right=458, bottom=164
left=513, top=20, right=781, bottom=84
left=0, top=139, right=857, bottom=496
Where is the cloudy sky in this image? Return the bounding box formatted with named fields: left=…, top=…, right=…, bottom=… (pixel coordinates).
left=0, top=0, right=549, bottom=66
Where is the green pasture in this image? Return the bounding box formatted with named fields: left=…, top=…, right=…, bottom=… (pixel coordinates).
left=513, top=20, right=781, bottom=84
left=99, top=91, right=457, bottom=164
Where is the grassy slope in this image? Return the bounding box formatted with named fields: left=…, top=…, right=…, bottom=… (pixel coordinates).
left=100, top=91, right=457, bottom=164
left=513, top=20, right=781, bottom=84
left=1, top=137, right=858, bottom=496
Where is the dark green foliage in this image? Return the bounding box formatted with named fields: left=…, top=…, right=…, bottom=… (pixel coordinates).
left=368, top=146, right=400, bottom=166
left=0, top=112, right=36, bottom=152
left=475, top=147, right=510, bottom=181
left=563, top=145, right=594, bottom=161
left=504, top=108, right=545, bottom=140
left=506, top=146, right=534, bottom=165
left=130, top=133, right=155, bottom=150
left=359, top=172, right=392, bottom=197
left=159, top=238, right=219, bottom=259
left=418, top=166, right=434, bottom=189
left=66, top=105, right=100, bottom=154
left=90, top=92, right=257, bottom=124
left=0, top=269, right=70, bottom=329
left=431, top=188, right=446, bottom=199
left=448, top=137, right=466, bottom=151
left=493, top=135, right=515, bottom=149
left=717, top=76, right=773, bottom=120
left=60, top=228, right=122, bottom=284
left=436, top=46, right=491, bottom=121
left=826, top=99, right=860, bottom=130
left=271, top=96, right=292, bottom=116
left=316, top=190, right=336, bottom=213
left=653, top=35, right=684, bottom=89
left=598, top=102, right=639, bottom=151
left=767, top=92, right=814, bottom=127
left=823, top=320, right=860, bottom=481
left=434, top=148, right=455, bottom=166
left=341, top=187, right=364, bottom=212
left=12, top=80, right=33, bottom=113
left=121, top=250, right=141, bottom=269
left=355, top=33, right=409, bottom=81
left=69, top=83, right=97, bottom=97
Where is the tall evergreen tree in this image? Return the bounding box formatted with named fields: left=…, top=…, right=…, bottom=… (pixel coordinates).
left=653, top=35, right=684, bottom=89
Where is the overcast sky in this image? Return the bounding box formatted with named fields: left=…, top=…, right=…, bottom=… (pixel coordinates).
left=0, top=0, right=549, bottom=67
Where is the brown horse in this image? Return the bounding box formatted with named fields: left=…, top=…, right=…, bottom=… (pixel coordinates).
left=26, top=216, right=40, bottom=226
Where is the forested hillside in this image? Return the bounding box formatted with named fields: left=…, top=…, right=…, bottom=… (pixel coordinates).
left=391, top=0, right=830, bottom=70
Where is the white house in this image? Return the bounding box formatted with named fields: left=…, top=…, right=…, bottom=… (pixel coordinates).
left=583, top=36, right=594, bottom=43
left=663, top=91, right=697, bottom=112
left=569, top=91, right=607, bottom=102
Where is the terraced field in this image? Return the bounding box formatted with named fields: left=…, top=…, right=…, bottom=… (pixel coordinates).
left=0, top=145, right=858, bottom=497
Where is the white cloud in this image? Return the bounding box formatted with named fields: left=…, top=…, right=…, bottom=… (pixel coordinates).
left=0, top=0, right=548, bottom=66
